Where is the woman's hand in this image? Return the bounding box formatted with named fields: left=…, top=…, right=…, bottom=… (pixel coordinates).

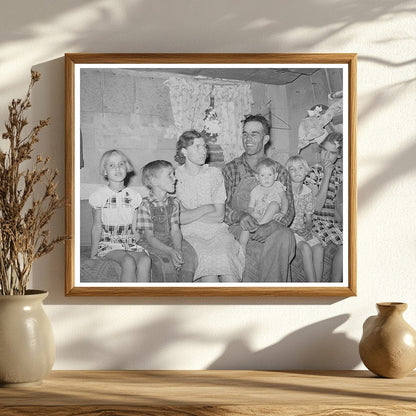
left=204, top=204, right=216, bottom=213
left=198, top=203, right=225, bottom=223
left=179, top=202, right=216, bottom=225
left=180, top=201, right=215, bottom=213
left=273, top=212, right=285, bottom=222
left=322, top=158, right=335, bottom=177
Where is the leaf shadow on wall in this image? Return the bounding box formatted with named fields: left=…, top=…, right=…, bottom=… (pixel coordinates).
left=355, top=53, right=416, bottom=210
left=53, top=309, right=218, bottom=369
left=358, top=138, right=416, bottom=210
left=0, top=0, right=414, bottom=97
left=52, top=308, right=359, bottom=371
left=207, top=314, right=360, bottom=370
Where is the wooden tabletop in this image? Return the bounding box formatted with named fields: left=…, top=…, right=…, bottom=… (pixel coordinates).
left=1, top=370, right=415, bottom=415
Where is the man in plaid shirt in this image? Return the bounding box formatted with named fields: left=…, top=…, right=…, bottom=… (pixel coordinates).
left=222, top=114, right=296, bottom=282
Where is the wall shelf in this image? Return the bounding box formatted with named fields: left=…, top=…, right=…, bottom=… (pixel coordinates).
left=1, top=370, right=415, bottom=415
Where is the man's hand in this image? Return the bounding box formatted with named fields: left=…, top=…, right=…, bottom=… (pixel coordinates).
left=251, top=221, right=279, bottom=243
left=239, top=213, right=259, bottom=232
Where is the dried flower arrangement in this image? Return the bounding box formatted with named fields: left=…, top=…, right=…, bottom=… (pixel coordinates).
left=0, top=71, right=66, bottom=295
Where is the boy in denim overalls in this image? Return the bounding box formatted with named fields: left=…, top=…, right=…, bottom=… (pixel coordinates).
left=137, top=160, right=197, bottom=282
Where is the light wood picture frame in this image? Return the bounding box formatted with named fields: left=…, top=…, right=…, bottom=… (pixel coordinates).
left=65, top=53, right=356, bottom=296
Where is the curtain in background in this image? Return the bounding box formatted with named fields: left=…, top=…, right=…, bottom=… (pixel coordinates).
left=165, top=77, right=252, bottom=163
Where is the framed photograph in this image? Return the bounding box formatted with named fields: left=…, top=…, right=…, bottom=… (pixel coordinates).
left=65, top=53, right=356, bottom=296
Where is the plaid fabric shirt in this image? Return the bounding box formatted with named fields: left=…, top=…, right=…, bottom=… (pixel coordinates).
left=137, top=192, right=180, bottom=232
left=305, top=164, right=343, bottom=220
left=222, top=153, right=295, bottom=227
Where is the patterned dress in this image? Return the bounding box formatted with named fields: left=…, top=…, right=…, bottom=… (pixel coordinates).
left=290, top=184, right=321, bottom=246
left=305, top=165, right=343, bottom=246
left=88, top=187, right=146, bottom=257
left=175, top=164, right=244, bottom=281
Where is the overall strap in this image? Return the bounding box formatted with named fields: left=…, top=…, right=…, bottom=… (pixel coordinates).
left=166, top=197, right=176, bottom=232
left=148, top=199, right=158, bottom=214
left=236, top=158, right=252, bottom=180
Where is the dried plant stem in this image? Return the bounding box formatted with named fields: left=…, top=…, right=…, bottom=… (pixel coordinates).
left=0, top=71, right=66, bottom=295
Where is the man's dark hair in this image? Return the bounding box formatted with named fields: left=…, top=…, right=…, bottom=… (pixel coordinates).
left=242, top=114, right=270, bottom=136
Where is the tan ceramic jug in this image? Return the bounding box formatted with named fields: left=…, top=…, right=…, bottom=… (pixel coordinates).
left=0, top=290, right=55, bottom=386
left=359, top=302, right=416, bottom=378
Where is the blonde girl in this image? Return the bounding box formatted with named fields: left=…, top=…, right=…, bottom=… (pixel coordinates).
left=89, top=149, right=151, bottom=282
left=286, top=155, right=324, bottom=282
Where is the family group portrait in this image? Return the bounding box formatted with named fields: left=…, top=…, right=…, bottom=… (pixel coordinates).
left=75, top=62, right=348, bottom=288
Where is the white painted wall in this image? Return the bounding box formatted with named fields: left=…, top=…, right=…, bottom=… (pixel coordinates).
left=1, top=0, right=415, bottom=370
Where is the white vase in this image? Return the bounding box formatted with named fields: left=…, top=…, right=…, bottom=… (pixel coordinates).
left=0, top=290, right=55, bottom=387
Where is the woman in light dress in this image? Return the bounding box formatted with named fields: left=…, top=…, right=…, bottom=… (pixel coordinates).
left=175, top=130, right=244, bottom=283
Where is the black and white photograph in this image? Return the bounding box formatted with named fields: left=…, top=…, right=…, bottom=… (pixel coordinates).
left=65, top=54, right=356, bottom=296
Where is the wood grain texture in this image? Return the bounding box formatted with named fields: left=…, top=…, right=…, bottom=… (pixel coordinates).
left=65, top=53, right=358, bottom=64
left=64, top=53, right=357, bottom=297
left=348, top=54, right=357, bottom=297
left=65, top=54, right=75, bottom=296
left=0, top=370, right=415, bottom=415
left=2, top=406, right=416, bottom=416
left=64, top=285, right=356, bottom=297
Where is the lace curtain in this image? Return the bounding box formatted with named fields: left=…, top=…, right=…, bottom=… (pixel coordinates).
left=165, top=76, right=253, bottom=163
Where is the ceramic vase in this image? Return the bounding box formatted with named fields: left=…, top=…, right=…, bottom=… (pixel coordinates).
left=0, top=290, right=55, bottom=387
left=359, top=302, right=416, bottom=378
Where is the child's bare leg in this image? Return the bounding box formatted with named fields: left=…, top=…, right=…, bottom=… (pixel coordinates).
left=219, top=274, right=239, bottom=282
left=197, top=275, right=220, bottom=283
left=259, top=201, right=280, bottom=225
left=239, top=230, right=250, bottom=254
left=312, top=244, right=324, bottom=282
left=130, top=251, right=151, bottom=282
left=105, top=250, right=136, bottom=282
left=331, top=245, right=343, bottom=282
left=298, top=241, right=316, bottom=282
